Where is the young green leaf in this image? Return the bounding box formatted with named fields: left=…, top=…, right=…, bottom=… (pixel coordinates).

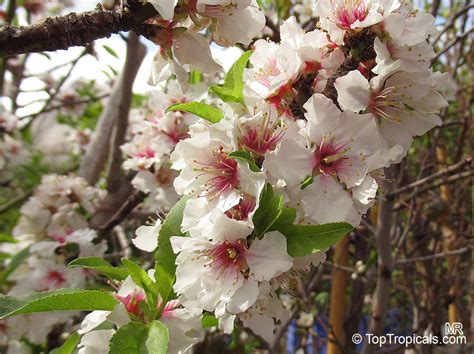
left=0, top=234, right=18, bottom=243
left=269, top=207, right=297, bottom=232
left=280, top=223, right=353, bottom=257
left=0, top=246, right=30, bottom=285
left=228, top=150, right=261, bottom=172
left=50, top=332, right=80, bottom=354
left=108, top=322, right=149, bottom=354
left=252, top=184, right=283, bottom=238
left=0, top=289, right=118, bottom=319
left=122, top=259, right=159, bottom=310
left=154, top=196, right=189, bottom=303
left=210, top=51, right=253, bottom=104
left=143, top=320, right=169, bottom=354
left=103, top=45, right=119, bottom=59
left=202, top=314, right=218, bottom=328
left=166, top=102, right=223, bottom=123
left=68, top=257, right=129, bottom=281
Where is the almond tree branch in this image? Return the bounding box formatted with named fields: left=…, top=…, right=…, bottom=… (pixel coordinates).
left=0, top=2, right=160, bottom=57
left=107, top=31, right=146, bottom=193
left=362, top=166, right=395, bottom=354
left=78, top=32, right=146, bottom=185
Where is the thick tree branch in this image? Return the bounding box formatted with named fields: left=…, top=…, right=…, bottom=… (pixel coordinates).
left=362, top=167, right=395, bottom=354
left=107, top=31, right=147, bottom=193
left=78, top=33, right=145, bottom=185
left=0, top=9, right=134, bottom=57
left=0, top=2, right=160, bottom=57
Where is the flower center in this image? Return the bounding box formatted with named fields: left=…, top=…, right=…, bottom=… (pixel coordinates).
left=116, top=291, right=146, bottom=317
left=313, top=136, right=350, bottom=176
left=163, top=117, right=189, bottom=144
left=45, top=269, right=66, bottom=288
left=207, top=239, right=248, bottom=275
left=369, top=86, right=413, bottom=122
left=134, top=148, right=156, bottom=159
left=332, top=0, right=368, bottom=30
left=238, top=114, right=286, bottom=156
left=225, top=194, right=257, bottom=221
left=194, top=147, right=239, bottom=195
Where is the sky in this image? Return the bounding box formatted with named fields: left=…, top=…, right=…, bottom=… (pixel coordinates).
left=13, top=1, right=245, bottom=117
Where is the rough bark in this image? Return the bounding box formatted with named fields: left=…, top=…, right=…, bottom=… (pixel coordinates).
left=0, top=9, right=134, bottom=57
left=0, top=2, right=160, bottom=57
left=78, top=31, right=146, bottom=185
left=362, top=167, right=395, bottom=354
left=327, top=236, right=350, bottom=354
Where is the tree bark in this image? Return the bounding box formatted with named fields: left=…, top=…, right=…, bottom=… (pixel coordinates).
left=327, top=236, right=350, bottom=354
left=0, top=2, right=159, bottom=57
left=78, top=32, right=146, bottom=185
left=362, top=167, right=395, bottom=354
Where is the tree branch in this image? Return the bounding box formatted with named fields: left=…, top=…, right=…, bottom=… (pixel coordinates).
left=107, top=31, right=146, bottom=193
left=0, top=2, right=160, bottom=57
left=78, top=33, right=145, bottom=185
left=362, top=167, right=395, bottom=354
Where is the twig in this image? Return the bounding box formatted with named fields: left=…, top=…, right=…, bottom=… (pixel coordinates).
left=98, top=190, right=147, bottom=237
left=388, top=157, right=472, bottom=197
left=395, top=247, right=471, bottom=265
left=432, top=28, right=474, bottom=62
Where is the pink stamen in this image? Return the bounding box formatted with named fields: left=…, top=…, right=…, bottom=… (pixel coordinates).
left=314, top=139, right=350, bottom=176
left=116, top=291, right=146, bottom=317
left=239, top=114, right=285, bottom=156
left=207, top=239, right=248, bottom=276
left=194, top=147, right=239, bottom=195
left=45, top=269, right=66, bottom=288
left=225, top=194, right=257, bottom=221
left=333, top=0, right=368, bottom=30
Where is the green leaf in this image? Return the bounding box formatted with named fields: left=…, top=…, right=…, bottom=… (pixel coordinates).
left=109, top=322, right=149, bottom=354
left=0, top=234, right=17, bottom=243
left=269, top=207, right=297, bottom=232
left=189, top=70, right=203, bottom=84
left=166, top=102, right=223, bottom=123
left=143, top=320, right=169, bottom=354
left=51, top=332, right=80, bottom=354
left=280, top=223, right=353, bottom=257
left=68, top=257, right=129, bottom=281
left=300, top=175, right=314, bottom=189
left=202, top=314, right=218, bottom=328
left=228, top=151, right=261, bottom=172
left=0, top=246, right=30, bottom=285
left=0, top=289, right=118, bottom=319
left=103, top=45, right=119, bottom=59
left=154, top=196, right=189, bottom=303
left=210, top=51, right=252, bottom=104
left=122, top=259, right=159, bottom=310
left=252, top=184, right=283, bottom=238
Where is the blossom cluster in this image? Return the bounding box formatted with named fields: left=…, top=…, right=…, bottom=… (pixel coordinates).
left=0, top=101, right=28, bottom=175
left=0, top=0, right=453, bottom=353
left=0, top=174, right=105, bottom=348
left=129, top=0, right=449, bottom=348
left=121, top=81, right=205, bottom=211
left=145, top=0, right=266, bottom=89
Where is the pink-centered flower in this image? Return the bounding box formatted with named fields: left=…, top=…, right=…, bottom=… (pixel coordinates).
left=194, top=147, right=239, bottom=195
left=313, top=137, right=351, bottom=177
left=238, top=114, right=286, bottom=156
left=332, top=0, right=368, bottom=30
left=225, top=194, right=256, bottom=221
left=207, top=239, right=249, bottom=276
left=115, top=291, right=146, bottom=318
